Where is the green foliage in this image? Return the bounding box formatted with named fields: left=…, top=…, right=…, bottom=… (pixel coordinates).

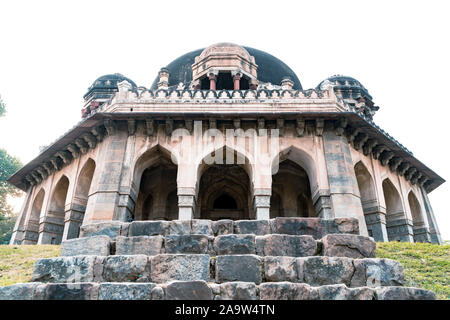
left=0, top=95, right=5, bottom=117
left=0, top=148, right=23, bottom=218
left=377, top=242, right=450, bottom=300
left=0, top=216, right=16, bottom=244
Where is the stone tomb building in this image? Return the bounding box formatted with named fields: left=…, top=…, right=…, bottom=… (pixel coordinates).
left=8, top=42, right=444, bottom=245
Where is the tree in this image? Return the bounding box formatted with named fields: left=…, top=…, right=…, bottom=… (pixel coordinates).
left=0, top=95, right=23, bottom=242
left=0, top=95, right=5, bottom=117
left=0, top=148, right=23, bottom=217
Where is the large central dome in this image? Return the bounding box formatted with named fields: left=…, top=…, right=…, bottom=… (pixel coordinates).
left=151, top=44, right=302, bottom=90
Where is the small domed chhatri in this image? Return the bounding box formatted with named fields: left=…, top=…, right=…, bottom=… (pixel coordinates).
left=3, top=42, right=445, bottom=301
left=317, top=75, right=379, bottom=119
left=82, top=73, right=137, bottom=118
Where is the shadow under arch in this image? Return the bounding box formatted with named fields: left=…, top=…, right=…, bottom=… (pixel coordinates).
left=132, top=144, right=179, bottom=221
left=196, top=146, right=253, bottom=220
left=382, top=178, right=412, bottom=242
left=408, top=190, right=430, bottom=242
left=270, top=146, right=318, bottom=218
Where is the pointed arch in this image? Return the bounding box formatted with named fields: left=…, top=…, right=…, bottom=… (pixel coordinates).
left=408, top=191, right=430, bottom=242
left=43, top=175, right=70, bottom=244
left=133, top=144, right=178, bottom=221
left=354, top=161, right=379, bottom=238
left=271, top=146, right=317, bottom=218
left=382, top=178, right=411, bottom=242
left=24, top=188, right=45, bottom=244
left=196, top=146, right=252, bottom=220
left=68, top=158, right=96, bottom=239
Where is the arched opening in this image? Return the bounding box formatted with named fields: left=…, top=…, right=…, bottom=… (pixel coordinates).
left=70, top=159, right=96, bottom=239
left=133, top=147, right=178, bottom=221
left=270, top=192, right=283, bottom=218
left=25, top=189, right=45, bottom=244
left=408, top=191, right=429, bottom=242
left=197, top=147, right=252, bottom=220
left=354, top=162, right=378, bottom=238
left=45, top=176, right=69, bottom=244
left=272, top=159, right=315, bottom=218
left=382, top=178, right=410, bottom=242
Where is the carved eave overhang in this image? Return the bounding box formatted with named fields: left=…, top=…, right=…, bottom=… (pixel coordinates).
left=8, top=90, right=444, bottom=194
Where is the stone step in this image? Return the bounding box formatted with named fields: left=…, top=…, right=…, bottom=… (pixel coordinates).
left=31, top=254, right=404, bottom=287
left=61, top=233, right=375, bottom=259
left=0, top=281, right=436, bottom=300
left=79, top=217, right=359, bottom=239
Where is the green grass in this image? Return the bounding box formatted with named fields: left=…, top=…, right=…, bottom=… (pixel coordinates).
left=0, top=245, right=61, bottom=286
left=0, top=242, right=448, bottom=300
left=376, top=242, right=450, bottom=300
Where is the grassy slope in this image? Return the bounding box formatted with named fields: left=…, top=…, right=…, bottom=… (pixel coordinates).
left=376, top=242, right=450, bottom=300
left=0, top=245, right=60, bottom=286
left=0, top=242, right=448, bottom=299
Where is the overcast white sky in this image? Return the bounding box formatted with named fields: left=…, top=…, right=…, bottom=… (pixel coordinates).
left=0, top=0, right=449, bottom=240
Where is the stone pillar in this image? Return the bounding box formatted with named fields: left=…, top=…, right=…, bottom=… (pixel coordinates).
left=9, top=187, right=33, bottom=244
left=386, top=217, right=414, bottom=242
left=322, top=123, right=368, bottom=236
left=83, top=121, right=133, bottom=223
left=254, top=189, right=271, bottom=220
left=62, top=204, right=85, bottom=240
left=38, top=215, right=65, bottom=244
left=232, top=71, right=242, bottom=90
left=178, top=187, right=196, bottom=220
left=208, top=73, right=217, bottom=90
left=420, top=187, right=442, bottom=244
left=362, top=206, right=389, bottom=242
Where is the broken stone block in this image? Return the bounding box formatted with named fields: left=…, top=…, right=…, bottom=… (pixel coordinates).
left=299, top=256, right=354, bottom=286
left=263, top=256, right=298, bottom=282
left=234, top=220, right=270, bottom=235
left=215, top=255, right=262, bottom=284
left=191, top=219, right=213, bottom=235
left=32, top=256, right=104, bottom=283
left=115, top=236, right=163, bottom=255
left=213, top=234, right=256, bottom=255
left=259, top=282, right=313, bottom=300
left=128, top=221, right=170, bottom=237
left=256, top=234, right=317, bottom=257
left=312, top=284, right=375, bottom=300
left=321, top=234, right=376, bottom=258
left=80, top=221, right=124, bottom=238
left=61, top=235, right=110, bottom=256
left=0, top=283, right=42, bottom=300
left=270, top=218, right=324, bottom=238
left=212, top=220, right=233, bottom=236
left=375, top=286, right=436, bottom=300
left=351, top=258, right=404, bottom=287
left=43, top=283, right=99, bottom=300
left=102, top=255, right=151, bottom=282
left=219, top=282, right=257, bottom=300
left=169, top=220, right=191, bottom=235
left=164, top=235, right=210, bottom=254
left=151, top=254, right=210, bottom=283
left=98, top=283, right=155, bottom=300
left=165, top=281, right=213, bottom=300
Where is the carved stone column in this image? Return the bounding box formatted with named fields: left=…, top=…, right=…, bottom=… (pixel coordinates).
left=178, top=187, right=196, bottom=220
left=231, top=71, right=242, bottom=90
left=208, top=73, right=217, bottom=90
left=253, top=189, right=271, bottom=220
